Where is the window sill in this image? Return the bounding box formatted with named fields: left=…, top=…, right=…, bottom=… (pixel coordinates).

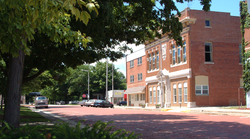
left=170, top=61, right=187, bottom=67
left=147, top=68, right=159, bottom=73
left=130, top=67, right=134, bottom=69
left=239, top=63, right=242, bottom=65
left=205, top=26, right=212, bottom=28
left=195, top=94, right=209, bottom=96
left=204, top=62, right=214, bottom=64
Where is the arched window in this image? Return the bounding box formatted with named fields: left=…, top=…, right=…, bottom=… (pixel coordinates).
left=184, top=82, right=188, bottom=103
left=173, top=84, right=177, bottom=103
left=178, top=83, right=182, bottom=103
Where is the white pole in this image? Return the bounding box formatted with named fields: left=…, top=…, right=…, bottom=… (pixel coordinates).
left=112, top=63, right=114, bottom=103
left=106, top=58, right=108, bottom=100
left=88, top=71, right=89, bottom=100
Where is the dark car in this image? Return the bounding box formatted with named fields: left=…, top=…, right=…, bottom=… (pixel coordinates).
left=117, top=101, right=127, bottom=106
left=94, top=100, right=114, bottom=108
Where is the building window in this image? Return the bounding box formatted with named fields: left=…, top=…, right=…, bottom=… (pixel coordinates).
left=195, top=85, right=209, bottom=95
left=138, top=57, right=142, bottom=65
left=172, top=45, right=176, bottom=65
left=153, top=87, right=156, bottom=104
left=205, top=42, right=212, bottom=62
left=173, top=84, right=177, bottom=103
left=205, top=20, right=210, bottom=27
left=136, top=94, right=139, bottom=101
left=239, top=44, right=242, bottom=63
left=130, top=75, right=134, bottom=83
left=140, top=94, right=145, bottom=101
left=183, top=41, right=186, bottom=62
left=178, top=83, right=182, bottom=103
left=149, top=87, right=152, bottom=104
left=177, top=45, right=181, bottom=64
left=138, top=73, right=142, bottom=81
left=157, top=86, right=160, bottom=104
left=149, top=54, right=151, bottom=71
left=184, top=82, right=188, bottom=103
left=156, top=51, right=159, bottom=69
left=153, top=53, right=155, bottom=69
left=130, top=60, right=134, bottom=68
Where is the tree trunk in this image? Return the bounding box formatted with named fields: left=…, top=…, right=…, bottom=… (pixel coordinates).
left=3, top=48, right=25, bottom=128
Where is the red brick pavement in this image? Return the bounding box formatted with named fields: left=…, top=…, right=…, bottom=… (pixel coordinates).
left=40, top=105, right=250, bottom=139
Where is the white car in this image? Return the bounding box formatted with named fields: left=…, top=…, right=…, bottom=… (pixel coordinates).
left=78, top=100, right=88, bottom=107
left=35, top=96, right=48, bottom=108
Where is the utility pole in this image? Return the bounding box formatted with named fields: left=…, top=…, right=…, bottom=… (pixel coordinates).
left=106, top=58, right=108, bottom=100
left=112, top=63, right=114, bottom=103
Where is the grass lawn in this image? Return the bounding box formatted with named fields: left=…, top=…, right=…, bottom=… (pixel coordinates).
left=0, top=106, right=51, bottom=123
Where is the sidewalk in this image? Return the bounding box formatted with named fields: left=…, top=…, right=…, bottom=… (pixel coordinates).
left=114, top=105, right=250, bottom=116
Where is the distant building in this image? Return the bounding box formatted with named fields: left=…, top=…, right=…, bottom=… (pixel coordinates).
left=125, top=8, right=245, bottom=107
left=108, top=90, right=126, bottom=104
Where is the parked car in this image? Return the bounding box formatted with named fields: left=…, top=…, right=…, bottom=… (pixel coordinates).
left=85, top=99, right=99, bottom=107
left=78, top=100, right=88, bottom=107
left=69, top=100, right=78, bottom=104
left=117, top=101, right=127, bottom=106
left=35, top=96, right=48, bottom=108
left=56, top=101, right=65, bottom=105
left=94, top=100, right=114, bottom=108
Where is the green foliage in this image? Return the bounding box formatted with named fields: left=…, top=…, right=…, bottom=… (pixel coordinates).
left=240, top=1, right=250, bottom=93
left=0, top=121, right=140, bottom=139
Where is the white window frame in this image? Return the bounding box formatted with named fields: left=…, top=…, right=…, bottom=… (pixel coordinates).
left=184, top=82, right=188, bottom=103
left=173, top=84, right=177, bottom=103
left=195, top=85, right=209, bottom=95
left=138, top=73, right=142, bottom=81
left=130, top=60, right=134, bottom=68
left=205, top=42, right=213, bottom=62
left=137, top=57, right=142, bottom=65
left=178, top=83, right=182, bottom=103
left=130, top=75, right=134, bottom=83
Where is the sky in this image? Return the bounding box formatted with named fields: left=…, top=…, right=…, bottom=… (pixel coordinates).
left=93, top=0, right=243, bottom=77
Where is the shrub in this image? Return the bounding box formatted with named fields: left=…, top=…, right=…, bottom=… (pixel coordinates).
left=0, top=121, right=141, bottom=139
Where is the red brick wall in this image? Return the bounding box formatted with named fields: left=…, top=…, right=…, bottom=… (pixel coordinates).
left=126, top=55, right=147, bottom=89
left=189, top=10, right=242, bottom=106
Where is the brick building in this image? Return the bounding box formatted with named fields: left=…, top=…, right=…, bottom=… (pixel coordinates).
left=125, top=8, right=245, bottom=107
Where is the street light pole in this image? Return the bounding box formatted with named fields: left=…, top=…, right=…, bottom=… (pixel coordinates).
left=82, top=70, right=89, bottom=101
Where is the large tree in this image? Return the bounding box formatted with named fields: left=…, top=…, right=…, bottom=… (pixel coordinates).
left=0, top=0, right=99, bottom=128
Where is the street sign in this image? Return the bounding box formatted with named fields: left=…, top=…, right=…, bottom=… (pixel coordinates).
left=82, top=94, right=86, bottom=98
